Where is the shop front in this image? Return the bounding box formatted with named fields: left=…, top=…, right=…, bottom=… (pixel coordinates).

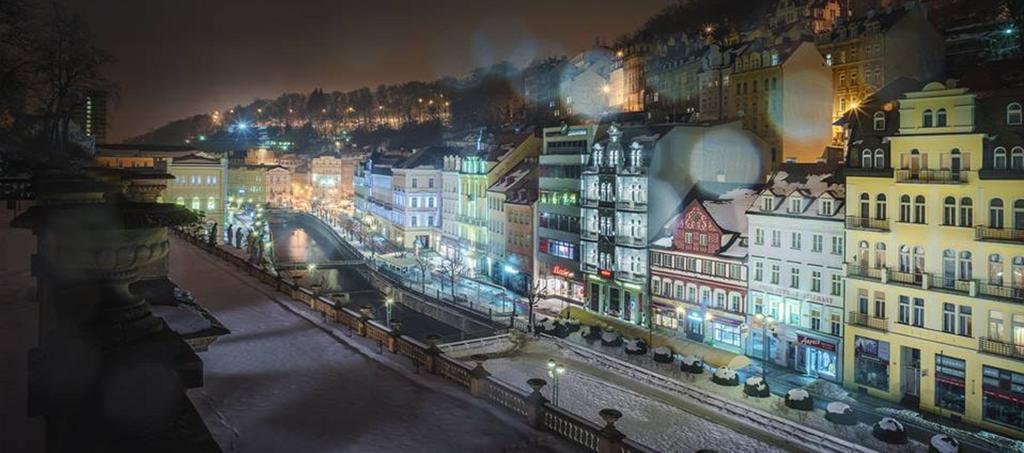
left=853, top=335, right=891, bottom=392
left=982, top=365, right=1024, bottom=432
left=684, top=308, right=705, bottom=343
left=541, top=263, right=584, bottom=304
left=794, top=332, right=840, bottom=382
left=708, top=314, right=744, bottom=352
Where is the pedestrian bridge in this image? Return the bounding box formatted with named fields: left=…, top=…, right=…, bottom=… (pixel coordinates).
left=274, top=259, right=364, bottom=271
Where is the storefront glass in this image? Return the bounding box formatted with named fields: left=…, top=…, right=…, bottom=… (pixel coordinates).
left=854, top=336, right=890, bottom=391
left=935, top=354, right=966, bottom=413
left=798, top=335, right=838, bottom=380
left=685, top=310, right=704, bottom=342
left=983, top=365, right=1024, bottom=430
left=712, top=322, right=741, bottom=348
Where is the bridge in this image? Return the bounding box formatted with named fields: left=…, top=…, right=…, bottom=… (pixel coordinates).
left=274, top=259, right=364, bottom=271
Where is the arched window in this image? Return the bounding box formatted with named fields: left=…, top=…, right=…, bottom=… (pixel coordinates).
left=943, top=196, right=956, bottom=225
left=914, top=195, right=926, bottom=224
left=874, top=242, right=886, bottom=268
left=960, top=197, right=973, bottom=227
left=862, top=149, right=873, bottom=168
left=942, top=250, right=956, bottom=284
left=876, top=194, right=887, bottom=220
left=1013, top=147, right=1024, bottom=170
left=913, top=247, right=925, bottom=274
left=175, top=196, right=185, bottom=206
left=950, top=149, right=962, bottom=171
left=990, top=198, right=1005, bottom=228
left=873, top=111, right=886, bottom=130
left=859, top=193, right=870, bottom=219
left=994, top=147, right=1008, bottom=169
left=989, top=254, right=1004, bottom=286
left=191, top=197, right=201, bottom=210
left=858, top=241, right=870, bottom=267
left=1013, top=257, right=1024, bottom=288
left=207, top=196, right=216, bottom=210
left=922, top=109, right=933, bottom=128
left=1008, top=102, right=1023, bottom=125
left=898, top=245, right=911, bottom=272
left=959, top=251, right=973, bottom=280
left=899, top=195, right=911, bottom=223
left=874, top=149, right=885, bottom=169
left=936, top=108, right=947, bottom=127
left=1015, top=199, right=1024, bottom=229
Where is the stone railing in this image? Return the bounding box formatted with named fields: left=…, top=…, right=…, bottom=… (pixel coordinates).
left=976, top=226, right=1024, bottom=243
left=845, top=215, right=890, bottom=231
left=178, top=232, right=659, bottom=453
left=979, top=337, right=1024, bottom=362
left=848, top=311, right=888, bottom=332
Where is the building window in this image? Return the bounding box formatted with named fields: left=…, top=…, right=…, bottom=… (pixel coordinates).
left=1008, top=102, right=1023, bottom=125
left=831, top=236, right=843, bottom=255
left=958, top=305, right=972, bottom=337
left=912, top=298, right=924, bottom=327
left=898, top=296, right=910, bottom=325
left=875, top=194, right=887, bottom=220
left=820, top=199, right=833, bottom=216
left=983, top=366, right=1024, bottom=430
left=990, top=254, right=1005, bottom=286
left=791, top=232, right=801, bottom=250
left=995, top=147, right=1008, bottom=169
left=770, top=264, right=780, bottom=284
left=873, top=111, right=885, bottom=130
left=771, top=230, right=781, bottom=247
left=175, top=196, right=185, bottom=206
left=754, top=261, right=763, bottom=281
left=960, top=197, right=973, bottom=226
left=831, top=274, right=842, bottom=296
left=943, top=303, right=956, bottom=333
left=754, top=228, right=764, bottom=245
left=191, top=197, right=200, bottom=210
left=811, top=271, right=822, bottom=293
left=862, top=149, right=873, bottom=168
left=936, top=108, right=948, bottom=127
left=935, top=355, right=966, bottom=413
left=899, top=195, right=911, bottom=222
left=944, top=196, right=956, bottom=225
left=812, top=234, right=823, bottom=252
left=1014, top=147, right=1024, bottom=169
left=922, top=109, right=933, bottom=128
left=790, top=268, right=800, bottom=289
left=874, top=149, right=885, bottom=169
left=831, top=313, right=841, bottom=336
left=990, top=198, right=1005, bottom=228
left=790, top=197, right=802, bottom=213
left=207, top=197, right=216, bottom=210
left=959, top=251, right=973, bottom=280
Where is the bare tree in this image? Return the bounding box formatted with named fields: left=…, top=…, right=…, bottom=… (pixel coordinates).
left=412, top=248, right=433, bottom=294
left=438, top=248, right=466, bottom=301
left=31, top=0, right=117, bottom=152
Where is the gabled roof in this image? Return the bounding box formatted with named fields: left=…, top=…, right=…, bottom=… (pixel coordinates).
left=488, top=161, right=536, bottom=194
left=748, top=161, right=846, bottom=218
left=394, top=146, right=449, bottom=169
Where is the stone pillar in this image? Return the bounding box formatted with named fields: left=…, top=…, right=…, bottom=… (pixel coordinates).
left=357, top=306, right=373, bottom=336
left=468, top=354, right=490, bottom=398
left=423, top=334, right=443, bottom=373
left=596, top=409, right=626, bottom=453
left=525, top=378, right=548, bottom=428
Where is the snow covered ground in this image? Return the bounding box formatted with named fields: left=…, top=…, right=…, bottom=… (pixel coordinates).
left=170, top=238, right=569, bottom=453
left=477, top=341, right=785, bottom=453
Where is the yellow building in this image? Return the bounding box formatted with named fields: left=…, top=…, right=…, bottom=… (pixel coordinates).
left=166, top=154, right=228, bottom=225
left=227, top=164, right=277, bottom=207
left=843, top=81, right=1024, bottom=438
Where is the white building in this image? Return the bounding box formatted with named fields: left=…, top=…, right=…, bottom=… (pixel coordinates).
left=745, top=161, right=846, bottom=382
left=391, top=147, right=444, bottom=250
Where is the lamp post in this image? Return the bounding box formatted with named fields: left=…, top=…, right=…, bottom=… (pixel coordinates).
left=547, top=359, right=566, bottom=406
left=504, top=265, right=532, bottom=331
left=755, top=313, right=774, bottom=380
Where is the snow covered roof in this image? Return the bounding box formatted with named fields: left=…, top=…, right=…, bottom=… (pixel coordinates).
left=749, top=162, right=846, bottom=219
left=488, top=161, right=536, bottom=193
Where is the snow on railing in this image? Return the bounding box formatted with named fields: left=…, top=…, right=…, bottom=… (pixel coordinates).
left=436, top=333, right=511, bottom=355
left=482, top=379, right=529, bottom=417
left=543, top=404, right=601, bottom=452
left=540, top=334, right=875, bottom=453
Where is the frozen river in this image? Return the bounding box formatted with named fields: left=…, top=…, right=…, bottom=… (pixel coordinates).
left=170, top=237, right=565, bottom=452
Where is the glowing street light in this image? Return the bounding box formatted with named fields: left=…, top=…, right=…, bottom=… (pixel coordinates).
left=547, top=359, right=566, bottom=406
left=385, top=297, right=394, bottom=325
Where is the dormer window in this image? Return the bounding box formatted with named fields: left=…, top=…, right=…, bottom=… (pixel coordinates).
left=820, top=199, right=833, bottom=216
left=874, top=149, right=885, bottom=169
left=789, top=198, right=803, bottom=213
left=862, top=149, right=873, bottom=168
left=1009, top=103, right=1023, bottom=125
left=922, top=109, right=934, bottom=128
left=873, top=111, right=885, bottom=130
left=762, top=196, right=774, bottom=211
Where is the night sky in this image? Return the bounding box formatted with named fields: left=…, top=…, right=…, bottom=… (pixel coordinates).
left=65, top=0, right=670, bottom=142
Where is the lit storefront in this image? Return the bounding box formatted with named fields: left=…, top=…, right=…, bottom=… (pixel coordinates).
left=983, top=366, right=1024, bottom=431
left=795, top=334, right=839, bottom=381
left=935, top=354, right=966, bottom=414
left=708, top=315, right=743, bottom=352
left=853, top=335, right=890, bottom=392
left=541, top=264, right=583, bottom=302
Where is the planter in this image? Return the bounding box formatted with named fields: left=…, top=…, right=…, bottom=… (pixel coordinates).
left=785, top=389, right=814, bottom=411
left=928, top=434, right=959, bottom=453
left=680, top=355, right=704, bottom=374
left=581, top=325, right=602, bottom=342
left=743, top=376, right=770, bottom=398
left=711, top=367, right=739, bottom=386
left=824, top=402, right=857, bottom=425
left=600, top=329, right=622, bottom=347
left=624, top=338, right=648, bottom=355
left=872, top=417, right=908, bottom=444
left=652, top=346, right=674, bottom=363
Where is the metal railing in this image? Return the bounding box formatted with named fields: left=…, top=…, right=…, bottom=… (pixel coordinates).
left=976, top=226, right=1024, bottom=243
left=437, top=333, right=513, bottom=355
left=848, top=311, right=888, bottom=331
left=895, top=169, right=969, bottom=184
left=847, top=264, right=882, bottom=280
left=615, top=200, right=648, bottom=211
left=615, top=235, right=647, bottom=247
left=977, top=283, right=1024, bottom=301
left=979, top=338, right=1024, bottom=361
left=889, top=269, right=923, bottom=286
left=845, top=215, right=890, bottom=231
left=929, top=275, right=971, bottom=294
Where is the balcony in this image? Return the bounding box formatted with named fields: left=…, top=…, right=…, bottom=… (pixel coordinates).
left=976, top=226, right=1024, bottom=243
left=581, top=229, right=598, bottom=241
left=847, top=263, right=883, bottom=281
left=615, top=199, right=648, bottom=211
left=615, top=235, right=646, bottom=248
left=845, top=166, right=893, bottom=178
left=888, top=269, right=923, bottom=287
left=977, top=282, right=1024, bottom=302
left=848, top=311, right=888, bottom=332
left=895, top=169, right=968, bottom=184
left=929, top=275, right=972, bottom=294
left=582, top=197, right=599, bottom=208
left=846, top=215, right=890, bottom=231
left=979, top=338, right=1024, bottom=362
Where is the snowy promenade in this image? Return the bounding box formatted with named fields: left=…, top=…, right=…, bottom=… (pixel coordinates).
left=170, top=237, right=569, bottom=452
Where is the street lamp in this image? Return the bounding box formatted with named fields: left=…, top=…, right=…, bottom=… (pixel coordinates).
left=547, top=359, right=566, bottom=406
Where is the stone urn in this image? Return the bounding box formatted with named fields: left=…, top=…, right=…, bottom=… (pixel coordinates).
left=122, top=171, right=174, bottom=203
left=527, top=378, right=547, bottom=394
